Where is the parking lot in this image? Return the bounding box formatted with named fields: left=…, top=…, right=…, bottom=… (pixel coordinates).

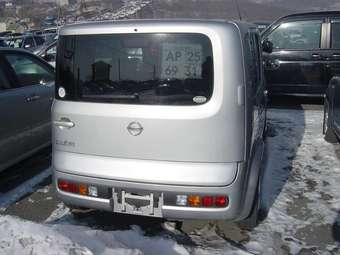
left=0, top=99, right=339, bottom=255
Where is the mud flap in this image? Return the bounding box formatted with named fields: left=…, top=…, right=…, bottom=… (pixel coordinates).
left=236, top=138, right=264, bottom=221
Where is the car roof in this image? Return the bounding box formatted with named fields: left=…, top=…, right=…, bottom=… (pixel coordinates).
left=59, top=19, right=256, bottom=36
left=261, top=11, right=340, bottom=36
left=281, top=11, right=340, bottom=20
left=0, top=48, right=36, bottom=54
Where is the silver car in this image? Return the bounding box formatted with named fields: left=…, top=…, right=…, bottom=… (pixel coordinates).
left=0, top=48, right=55, bottom=171
left=52, top=20, right=267, bottom=228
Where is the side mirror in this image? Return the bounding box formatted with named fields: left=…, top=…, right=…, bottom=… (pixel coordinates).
left=262, top=40, right=273, bottom=54
left=24, top=44, right=31, bottom=49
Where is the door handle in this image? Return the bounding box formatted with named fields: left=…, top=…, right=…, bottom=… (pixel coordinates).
left=53, top=118, right=75, bottom=129
left=26, top=95, right=41, bottom=102
left=312, top=53, right=321, bottom=59
left=332, top=54, right=340, bottom=59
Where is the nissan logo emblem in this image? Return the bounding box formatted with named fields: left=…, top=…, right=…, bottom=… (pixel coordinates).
left=127, top=122, right=144, bottom=136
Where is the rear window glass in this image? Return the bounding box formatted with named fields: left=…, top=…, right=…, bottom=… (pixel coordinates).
left=56, top=33, right=213, bottom=105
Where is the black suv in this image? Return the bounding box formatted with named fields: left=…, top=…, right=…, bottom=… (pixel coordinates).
left=262, top=11, right=340, bottom=97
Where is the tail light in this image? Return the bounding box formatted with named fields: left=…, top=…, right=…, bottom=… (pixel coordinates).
left=188, top=195, right=201, bottom=207
left=58, top=179, right=96, bottom=197
left=215, top=196, right=228, bottom=207
left=176, top=194, right=229, bottom=208
left=58, top=180, right=78, bottom=193
left=202, top=196, right=214, bottom=207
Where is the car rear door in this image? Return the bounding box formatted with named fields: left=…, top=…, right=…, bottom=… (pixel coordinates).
left=0, top=54, right=35, bottom=171
left=326, top=19, right=340, bottom=131
left=324, top=19, right=340, bottom=85
left=263, top=18, right=327, bottom=95
left=4, top=52, right=55, bottom=151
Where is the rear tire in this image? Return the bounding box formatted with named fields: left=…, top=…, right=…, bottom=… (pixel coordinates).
left=324, top=98, right=338, bottom=143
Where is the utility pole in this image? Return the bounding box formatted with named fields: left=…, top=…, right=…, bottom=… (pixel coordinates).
left=233, top=0, right=242, bottom=21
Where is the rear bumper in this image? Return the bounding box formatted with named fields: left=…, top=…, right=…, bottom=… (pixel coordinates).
left=54, top=165, right=247, bottom=220
left=53, top=150, right=238, bottom=187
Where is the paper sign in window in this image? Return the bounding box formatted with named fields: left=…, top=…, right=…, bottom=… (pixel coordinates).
left=161, top=43, right=203, bottom=79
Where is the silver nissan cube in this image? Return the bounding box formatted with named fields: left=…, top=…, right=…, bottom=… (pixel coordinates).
left=52, top=20, right=267, bottom=227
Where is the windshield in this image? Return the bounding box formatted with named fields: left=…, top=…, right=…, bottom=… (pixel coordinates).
left=56, top=33, right=213, bottom=105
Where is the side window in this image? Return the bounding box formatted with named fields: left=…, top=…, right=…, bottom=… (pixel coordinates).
left=267, top=20, right=322, bottom=50
left=46, top=45, right=56, bottom=55
left=24, top=37, right=35, bottom=49
left=34, top=36, right=45, bottom=46
left=0, top=67, right=11, bottom=90
left=331, top=22, right=340, bottom=49
left=248, top=31, right=261, bottom=89
left=5, top=54, right=54, bottom=87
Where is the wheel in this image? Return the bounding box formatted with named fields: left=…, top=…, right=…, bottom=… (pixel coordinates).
left=323, top=97, right=338, bottom=143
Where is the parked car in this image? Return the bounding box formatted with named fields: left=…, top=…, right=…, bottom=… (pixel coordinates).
left=254, top=21, right=271, bottom=32
left=52, top=20, right=269, bottom=228
left=323, top=76, right=340, bottom=143
left=0, top=39, right=8, bottom=47
left=0, top=48, right=55, bottom=172
left=262, top=11, right=340, bottom=97
left=5, top=35, right=45, bottom=52
left=42, top=33, right=57, bottom=45
left=34, top=41, right=57, bottom=67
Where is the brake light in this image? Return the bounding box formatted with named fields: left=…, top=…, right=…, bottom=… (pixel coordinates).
left=57, top=180, right=69, bottom=191
left=215, top=196, right=228, bottom=207
left=202, top=196, right=214, bottom=207
left=57, top=180, right=78, bottom=193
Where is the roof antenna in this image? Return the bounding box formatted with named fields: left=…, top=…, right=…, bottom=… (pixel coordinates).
left=233, top=0, right=243, bottom=21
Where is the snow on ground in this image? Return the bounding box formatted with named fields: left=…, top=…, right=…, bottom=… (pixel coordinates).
left=245, top=109, right=340, bottom=254
left=0, top=109, right=339, bottom=254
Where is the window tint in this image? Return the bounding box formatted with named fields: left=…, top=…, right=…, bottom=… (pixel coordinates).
left=46, top=44, right=57, bottom=55
left=331, top=22, right=340, bottom=49
left=34, top=36, right=45, bottom=46
left=248, top=32, right=261, bottom=88
left=0, top=67, right=11, bottom=90
left=24, top=37, right=35, bottom=48
left=5, top=54, right=54, bottom=87
left=57, top=34, right=214, bottom=105
left=0, top=39, right=7, bottom=47
left=267, top=20, right=322, bottom=50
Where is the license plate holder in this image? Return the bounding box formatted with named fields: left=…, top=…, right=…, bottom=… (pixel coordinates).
left=112, top=189, right=163, bottom=217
